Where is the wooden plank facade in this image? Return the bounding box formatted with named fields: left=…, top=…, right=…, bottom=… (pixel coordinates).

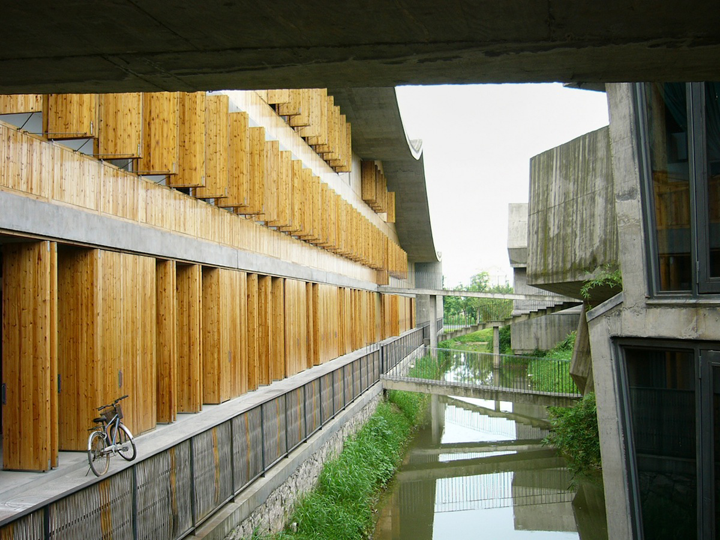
left=0, top=89, right=421, bottom=471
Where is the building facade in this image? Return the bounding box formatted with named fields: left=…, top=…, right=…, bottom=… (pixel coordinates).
left=0, top=89, right=438, bottom=473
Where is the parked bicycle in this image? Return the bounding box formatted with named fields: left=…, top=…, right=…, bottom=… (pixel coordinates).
left=87, top=395, right=137, bottom=476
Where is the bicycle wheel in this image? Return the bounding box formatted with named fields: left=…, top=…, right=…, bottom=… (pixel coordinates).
left=114, top=424, right=137, bottom=461
left=88, top=430, right=110, bottom=476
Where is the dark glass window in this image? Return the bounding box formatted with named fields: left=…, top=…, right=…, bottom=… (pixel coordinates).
left=704, top=83, right=720, bottom=279
left=644, top=83, right=692, bottom=291
left=639, top=82, right=720, bottom=294
left=625, top=347, right=697, bottom=539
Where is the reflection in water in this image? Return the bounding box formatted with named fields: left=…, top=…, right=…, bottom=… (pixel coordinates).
left=373, top=396, right=607, bottom=540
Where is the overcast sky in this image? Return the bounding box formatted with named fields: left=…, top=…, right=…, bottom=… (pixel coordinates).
left=395, top=83, right=610, bottom=289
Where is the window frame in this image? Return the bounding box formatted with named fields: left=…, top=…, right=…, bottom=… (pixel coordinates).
left=615, top=338, right=720, bottom=539
left=635, top=82, right=720, bottom=297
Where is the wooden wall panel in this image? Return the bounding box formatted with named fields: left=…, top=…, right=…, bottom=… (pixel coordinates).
left=266, top=90, right=291, bottom=106
left=240, top=126, right=265, bottom=216
left=219, top=112, right=249, bottom=208
left=271, top=277, right=285, bottom=382
left=56, top=249, right=156, bottom=451
left=307, top=283, right=318, bottom=367
left=171, top=92, right=206, bottom=188
left=201, top=267, right=228, bottom=404
left=269, top=150, right=292, bottom=228
left=246, top=274, right=259, bottom=391
left=57, top=248, right=98, bottom=452
left=177, top=264, right=202, bottom=413
left=386, top=192, right=396, bottom=223
left=96, top=93, right=143, bottom=159
left=156, top=260, right=177, bottom=423
left=130, top=254, right=157, bottom=435
left=2, top=242, right=57, bottom=471
left=284, top=279, right=307, bottom=377
left=257, top=275, right=272, bottom=386
left=0, top=94, right=43, bottom=114
left=264, top=140, right=280, bottom=225
left=374, top=293, right=383, bottom=344
left=138, top=92, right=180, bottom=175
left=45, top=94, right=98, bottom=139
left=230, top=271, right=248, bottom=398
left=196, top=94, right=229, bottom=200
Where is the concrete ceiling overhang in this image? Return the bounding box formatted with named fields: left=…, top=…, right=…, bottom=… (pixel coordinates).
left=330, top=88, right=439, bottom=264
left=3, top=1, right=720, bottom=93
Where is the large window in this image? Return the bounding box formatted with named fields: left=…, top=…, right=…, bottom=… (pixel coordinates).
left=620, top=342, right=720, bottom=539
left=638, top=82, right=720, bottom=294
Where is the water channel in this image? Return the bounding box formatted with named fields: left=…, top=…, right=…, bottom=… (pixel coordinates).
left=373, top=394, right=608, bottom=539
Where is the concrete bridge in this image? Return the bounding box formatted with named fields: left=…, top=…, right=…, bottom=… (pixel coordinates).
left=381, top=347, right=580, bottom=407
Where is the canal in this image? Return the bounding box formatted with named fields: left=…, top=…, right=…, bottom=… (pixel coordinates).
left=373, top=394, right=608, bottom=539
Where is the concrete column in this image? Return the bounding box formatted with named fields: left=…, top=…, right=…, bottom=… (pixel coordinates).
left=493, top=324, right=501, bottom=369
left=431, top=394, right=445, bottom=445
left=429, top=294, right=438, bottom=352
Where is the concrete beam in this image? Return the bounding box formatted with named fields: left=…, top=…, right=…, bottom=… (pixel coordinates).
left=381, top=377, right=579, bottom=407
left=2, top=2, right=720, bottom=93
left=379, top=286, right=574, bottom=302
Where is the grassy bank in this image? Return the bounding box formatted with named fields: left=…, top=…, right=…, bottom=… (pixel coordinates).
left=259, top=391, right=427, bottom=540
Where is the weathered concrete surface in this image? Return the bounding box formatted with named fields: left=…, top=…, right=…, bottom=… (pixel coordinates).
left=527, top=126, right=618, bottom=299
left=508, top=203, right=529, bottom=268
left=569, top=304, right=593, bottom=394
left=511, top=308, right=580, bottom=353
left=3, top=2, right=720, bottom=93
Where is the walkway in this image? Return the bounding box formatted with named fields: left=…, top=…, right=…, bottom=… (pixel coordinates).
left=381, top=347, right=580, bottom=407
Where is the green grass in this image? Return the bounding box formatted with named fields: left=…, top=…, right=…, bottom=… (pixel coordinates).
left=439, top=328, right=494, bottom=352
left=260, top=391, right=427, bottom=540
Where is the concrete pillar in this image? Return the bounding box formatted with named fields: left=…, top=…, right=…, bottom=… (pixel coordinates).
left=431, top=394, right=445, bottom=445
left=493, top=324, right=501, bottom=369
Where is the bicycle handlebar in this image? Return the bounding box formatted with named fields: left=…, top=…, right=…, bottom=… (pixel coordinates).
left=96, top=395, right=129, bottom=411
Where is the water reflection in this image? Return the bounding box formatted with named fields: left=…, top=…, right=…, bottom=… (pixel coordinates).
left=373, top=395, right=607, bottom=540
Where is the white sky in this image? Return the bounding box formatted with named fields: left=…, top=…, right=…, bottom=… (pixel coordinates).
left=396, top=83, right=610, bottom=289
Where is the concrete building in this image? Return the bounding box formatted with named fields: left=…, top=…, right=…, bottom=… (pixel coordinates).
left=524, top=85, right=720, bottom=539
left=507, top=203, right=580, bottom=354
left=588, top=83, right=720, bottom=540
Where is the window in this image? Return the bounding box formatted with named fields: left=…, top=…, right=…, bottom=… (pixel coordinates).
left=637, top=83, right=720, bottom=294
left=619, top=341, right=720, bottom=539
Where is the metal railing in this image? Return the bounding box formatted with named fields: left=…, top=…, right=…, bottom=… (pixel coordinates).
left=389, top=347, right=580, bottom=397
left=0, top=327, right=426, bottom=540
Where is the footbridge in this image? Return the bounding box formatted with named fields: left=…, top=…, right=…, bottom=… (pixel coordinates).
left=381, top=346, right=580, bottom=407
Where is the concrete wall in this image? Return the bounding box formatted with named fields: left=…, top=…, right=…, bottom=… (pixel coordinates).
left=511, top=310, right=580, bottom=353
left=527, top=126, right=618, bottom=298
left=508, top=202, right=528, bottom=268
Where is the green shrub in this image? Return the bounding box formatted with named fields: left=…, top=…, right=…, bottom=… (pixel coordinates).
left=544, top=392, right=601, bottom=476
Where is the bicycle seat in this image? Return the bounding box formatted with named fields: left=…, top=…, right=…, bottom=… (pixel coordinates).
left=93, top=416, right=106, bottom=424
